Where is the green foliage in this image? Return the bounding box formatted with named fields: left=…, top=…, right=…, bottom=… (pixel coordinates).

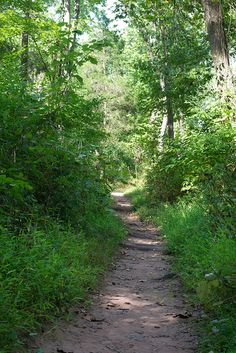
left=128, top=187, right=236, bottom=352
left=139, top=100, right=236, bottom=353
left=0, top=0, right=123, bottom=231
left=146, top=114, right=236, bottom=231
left=121, top=8, right=236, bottom=353
left=122, top=1, right=236, bottom=352
left=0, top=2, right=127, bottom=352
left=146, top=139, right=186, bottom=202
left=157, top=200, right=236, bottom=353
left=0, top=212, right=126, bottom=352
left=81, top=29, right=139, bottom=184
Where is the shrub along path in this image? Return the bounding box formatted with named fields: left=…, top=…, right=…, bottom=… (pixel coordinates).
left=32, top=193, right=198, bottom=353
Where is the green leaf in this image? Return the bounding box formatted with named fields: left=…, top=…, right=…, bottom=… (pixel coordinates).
left=87, top=56, right=98, bottom=65
left=74, top=75, right=84, bottom=84
left=72, top=29, right=83, bottom=35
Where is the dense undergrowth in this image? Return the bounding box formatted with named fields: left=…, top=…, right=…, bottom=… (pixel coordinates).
left=126, top=104, right=236, bottom=353
left=127, top=181, right=236, bottom=352
left=120, top=17, right=236, bottom=353
left=0, top=3, right=127, bottom=352
left=125, top=97, right=236, bottom=353
left=1, top=211, right=125, bottom=353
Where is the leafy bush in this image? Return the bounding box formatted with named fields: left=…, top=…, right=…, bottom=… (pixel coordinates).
left=146, top=138, right=187, bottom=202
left=146, top=112, right=236, bottom=234
left=0, top=6, right=128, bottom=353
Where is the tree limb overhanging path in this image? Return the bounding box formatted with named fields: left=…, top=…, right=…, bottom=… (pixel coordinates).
left=33, top=193, right=198, bottom=353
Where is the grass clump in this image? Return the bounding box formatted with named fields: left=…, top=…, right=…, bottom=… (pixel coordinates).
left=0, top=211, right=126, bottom=353
left=127, top=186, right=236, bottom=353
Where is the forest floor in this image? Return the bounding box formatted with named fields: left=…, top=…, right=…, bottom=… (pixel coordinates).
left=31, top=193, right=199, bottom=353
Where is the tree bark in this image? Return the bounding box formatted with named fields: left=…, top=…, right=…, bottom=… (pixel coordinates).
left=162, top=29, right=174, bottom=139
left=72, top=0, right=81, bottom=46
left=60, top=0, right=81, bottom=78
left=61, top=0, right=71, bottom=26
left=21, top=12, right=30, bottom=82
left=159, top=115, right=168, bottom=151
left=202, top=0, right=233, bottom=94
left=166, top=92, right=174, bottom=139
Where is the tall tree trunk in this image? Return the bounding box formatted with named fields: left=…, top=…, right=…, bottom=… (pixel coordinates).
left=202, top=0, right=233, bottom=94
left=61, top=0, right=71, bottom=26
left=166, top=92, right=174, bottom=139
left=59, top=0, right=72, bottom=78
left=139, top=22, right=175, bottom=142
left=159, top=115, right=168, bottom=152
left=162, top=29, right=174, bottom=139
left=72, top=0, right=81, bottom=46
left=61, top=0, right=81, bottom=78
left=159, top=72, right=174, bottom=149
left=21, top=12, right=30, bottom=82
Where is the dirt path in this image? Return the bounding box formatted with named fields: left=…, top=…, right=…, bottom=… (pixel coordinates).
left=32, top=193, right=198, bottom=353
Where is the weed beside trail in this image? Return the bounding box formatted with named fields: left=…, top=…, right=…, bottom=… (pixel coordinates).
left=127, top=186, right=236, bottom=353
left=0, top=211, right=126, bottom=353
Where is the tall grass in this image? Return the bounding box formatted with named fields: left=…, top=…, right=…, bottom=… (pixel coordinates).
left=0, top=211, right=126, bottom=352
left=127, top=186, right=236, bottom=353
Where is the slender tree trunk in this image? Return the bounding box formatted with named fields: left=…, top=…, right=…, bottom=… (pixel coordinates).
left=202, top=0, right=233, bottom=94
left=61, top=0, right=81, bottom=78
left=62, top=0, right=71, bottom=26
left=159, top=115, right=168, bottom=151
left=137, top=22, right=175, bottom=142
left=68, top=0, right=81, bottom=77
left=72, top=0, right=81, bottom=46
left=162, top=29, right=174, bottom=139
left=166, top=92, right=174, bottom=139
left=60, top=0, right=72, bottom=78
left=21, top=12, right=30, bottom=82
left=177, top=117, right=184, bottom=136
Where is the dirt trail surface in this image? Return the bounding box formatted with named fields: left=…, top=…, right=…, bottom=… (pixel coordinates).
left=32, top=193, right=198, bottom=353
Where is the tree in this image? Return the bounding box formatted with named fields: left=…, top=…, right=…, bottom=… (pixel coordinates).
left=117, top=0, right=211, bottom=148
left=21, top=10, right=30, bottom=81
left=202, top=0, right=233, bottom=94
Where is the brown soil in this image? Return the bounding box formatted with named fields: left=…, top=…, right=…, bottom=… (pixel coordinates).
left=31, top=193, right=198, bottom=353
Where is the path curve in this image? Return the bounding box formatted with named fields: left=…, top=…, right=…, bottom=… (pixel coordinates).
left=32, top=193, right=198, bottom=353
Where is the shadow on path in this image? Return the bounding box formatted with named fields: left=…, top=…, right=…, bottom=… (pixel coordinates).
left=32, top=193, right=198, bottom=353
